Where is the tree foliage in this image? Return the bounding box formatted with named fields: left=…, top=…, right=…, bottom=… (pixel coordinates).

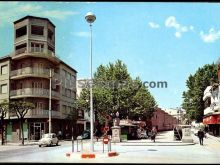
left=78, top=60, right=157, bottom=124
left=182, top=63, right=218, bottom=122
left=0, top=100, right=9, bottom=145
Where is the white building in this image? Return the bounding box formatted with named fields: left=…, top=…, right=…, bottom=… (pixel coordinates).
left=203, top=83, right=220, bottom=136
left=76, top=79, right=91, bottom=130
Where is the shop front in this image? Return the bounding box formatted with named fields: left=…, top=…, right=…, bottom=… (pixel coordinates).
left=203, top=115, right=220, bottom=136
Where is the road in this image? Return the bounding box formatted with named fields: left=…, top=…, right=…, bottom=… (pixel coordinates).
left=0, top=131, right=219, bottom=163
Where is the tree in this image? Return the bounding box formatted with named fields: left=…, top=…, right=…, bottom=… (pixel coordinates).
left=182, top=63, right=218, bottom=122
left=10, top=100, right=35, bottom=145
left=0, top=100, right=9, bottom=145
left=78, top=60, right=157, bottom=124
left=64, top=100, right=80, bottom=139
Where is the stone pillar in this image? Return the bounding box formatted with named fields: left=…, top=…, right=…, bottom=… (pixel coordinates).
left=181, top=127, right=193, bottom=143
left=111, top=126, right=121, bottom=143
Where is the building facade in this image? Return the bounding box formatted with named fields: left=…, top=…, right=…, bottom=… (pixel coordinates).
left=76, top=79, right=91, bottom=131
left=151, top=107, right=178, bottom=131
left=0, top=16, right=78, bottom=142
left=203, top=83, right=220, bottom=136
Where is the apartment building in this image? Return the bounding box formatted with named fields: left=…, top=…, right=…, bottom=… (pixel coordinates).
left=76, top=79, right=91, bottom=131
left=0, top=16, right=77, bottom=142
left=203, top=83, right=220, bottom=136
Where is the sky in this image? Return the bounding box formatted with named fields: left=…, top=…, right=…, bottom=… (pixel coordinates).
left=0, top=2, right=220, bottom=110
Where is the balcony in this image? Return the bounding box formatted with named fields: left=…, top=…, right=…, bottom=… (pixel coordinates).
left=210, top=102, right=220, bottom=112
left=203, top=86, right=212, bottom=101
left=10, top=88, right=60, bottom=99
left=9, top=109, right=63, bottom=119
left=10, top=67, right=50, bottom=79
left=12, top=47, right=60, bottom=64
left=10, top=67, right=60, bottom=80
left=204, top=107, right=214, bottom=116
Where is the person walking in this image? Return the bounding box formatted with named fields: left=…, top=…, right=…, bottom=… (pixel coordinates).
left=151, top=127, right=157, bottom=142
left=197, top=128, right=205, bottom=145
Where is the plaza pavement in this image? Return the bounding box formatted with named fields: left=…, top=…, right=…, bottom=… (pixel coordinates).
left=1, top=130, right=220, bottom=163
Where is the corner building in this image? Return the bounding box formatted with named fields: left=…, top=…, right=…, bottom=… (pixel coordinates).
left=0, top=16, right=78, bottom=142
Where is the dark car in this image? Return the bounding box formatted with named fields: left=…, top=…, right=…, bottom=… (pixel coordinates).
left=81, top=130, right=90, bottom=139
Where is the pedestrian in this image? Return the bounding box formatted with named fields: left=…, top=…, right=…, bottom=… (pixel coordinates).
left=197, top=128, right=205, bottom=145
left=58, top=130, right=62, bottom=140
left=146, top=127, right=149, bottom=138
left=151, top=127, right=157, bottom=142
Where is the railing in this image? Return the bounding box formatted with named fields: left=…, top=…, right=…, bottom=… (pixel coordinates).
left=14, top=47, right=56, bottom=57
left=210, top=102, right=220, bottom=111
left=9, top=109, right=62, bottom=118
left=203, top=91, right=212, bottom=101
left=10, top=67, right=50, bottom=77
left=15, top=47, right=27, bottom=55
left=10, top=88, right=60, bottom=98
left=31, top=47, right=43, bottom=53
left=204, top=107, right=214, bottom=115
left=27, top=109, right=62, bottom=118
left=10, top=67, right=60, bottom=80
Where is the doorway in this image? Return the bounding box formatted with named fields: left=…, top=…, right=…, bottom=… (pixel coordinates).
left=29, top=122, right=45, bottom=140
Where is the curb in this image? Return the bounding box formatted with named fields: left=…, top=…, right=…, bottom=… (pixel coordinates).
left=81, top=153, right=96, bottom=158
left=108, top=151, right=118, bottom=157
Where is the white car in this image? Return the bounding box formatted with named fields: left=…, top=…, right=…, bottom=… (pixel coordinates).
left=39, top=133, right=59, bottom=147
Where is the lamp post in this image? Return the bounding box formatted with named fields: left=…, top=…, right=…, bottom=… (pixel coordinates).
left=49, top=68, right=52, bottom=134
left=85, top=12, right=96, bottom=152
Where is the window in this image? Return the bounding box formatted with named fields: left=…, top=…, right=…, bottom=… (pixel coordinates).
left=15, top=43, right=27, bottom=55
left=66, top=72, right=71, bottom=80
left=31, top=42, right=44, bottom=52
left=31, top=25, right=44, bottom=36
left=48, top=29, right=54, bottom=40
left=62, top=105, right=67, bottom=114
left=1, top=65, right=8, bottom=75
left=37, top=102, right=44, bottom=110
left=16, top=26, right=27, bottom=38
left=1, top=84, right=7, bottom=94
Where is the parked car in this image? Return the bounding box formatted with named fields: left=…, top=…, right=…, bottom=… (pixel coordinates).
left=81, top=130, right=90, bottom=139
left=39, top=133, right=59, bottom=147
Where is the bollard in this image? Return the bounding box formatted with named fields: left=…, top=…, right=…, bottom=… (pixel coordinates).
left=76, top=136, right=83, bottom=152
left=72, top=136, right=74, bottom=153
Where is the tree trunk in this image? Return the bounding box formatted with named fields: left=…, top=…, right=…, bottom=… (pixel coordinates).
left=1, top=116, right=4, bottom=145
left=20, top=117, right=24, bottom=145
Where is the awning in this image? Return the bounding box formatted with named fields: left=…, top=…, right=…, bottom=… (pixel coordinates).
left=76, top=119, right=87, bottom=124
left=203, top=115, right=220, bottom=124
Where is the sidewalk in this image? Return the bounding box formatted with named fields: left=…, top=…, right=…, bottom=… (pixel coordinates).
left=0, top=141, right=39, bottom=146
left=118, top=131, right=195, bottom=146
left=206, top=133, right=220, bottom=142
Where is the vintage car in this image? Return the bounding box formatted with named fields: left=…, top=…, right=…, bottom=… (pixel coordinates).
left=38, top=133, right=59, bottom=147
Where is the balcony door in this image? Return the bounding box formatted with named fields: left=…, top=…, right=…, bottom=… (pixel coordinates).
left=32, top=82, right=43, bottom=95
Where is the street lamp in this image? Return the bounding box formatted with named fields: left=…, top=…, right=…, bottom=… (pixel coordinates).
left=49, top=68, right=52, bottom=134
left=85, top=11, right=96, bottom=152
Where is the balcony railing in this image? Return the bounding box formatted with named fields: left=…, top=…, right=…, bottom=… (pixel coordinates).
left=9, top=109, right=62, bottom=118
left=14, top=47, right=55, bottom=57
left=10, top=67, right=60, bottom=80
left=204, top=107, right=214, bottom=115
left=10, top=88, right=60, bottom=99
left=11, top=67, right=50, bottom=78
left=15, top=47, right=27, bottom=55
